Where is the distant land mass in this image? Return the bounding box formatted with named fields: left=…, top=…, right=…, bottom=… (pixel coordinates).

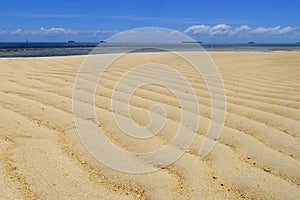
left=182, top=41, right=203, bottom=44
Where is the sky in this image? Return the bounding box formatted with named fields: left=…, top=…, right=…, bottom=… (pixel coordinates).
left=0, top=0, right=299, bottom=42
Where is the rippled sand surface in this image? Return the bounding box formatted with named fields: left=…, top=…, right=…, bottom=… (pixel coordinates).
left=0, top=51, right=299, bottom=199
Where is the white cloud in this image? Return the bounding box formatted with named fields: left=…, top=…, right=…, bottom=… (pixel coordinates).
left=250, top=26, right=296, bottom=35
left=37, top=27, right=78, bottom=36
left=228, top=25, right=250, bottom=36
left=10, top=29, right=24, bottom=35
left=209, top=24, right=230, bottom=35
left=277, top=26, right=296, bottom=34
left=1, top=25, right=298, bottom=42
left=9, top=27, right=79, bottom=36
left=251, top=26, right=280, bottom=34
left=184, top=24, right=297, bottom=37
left=184, top=25, right=210, bottom=34
left=5, top=27, right=115, bottom=38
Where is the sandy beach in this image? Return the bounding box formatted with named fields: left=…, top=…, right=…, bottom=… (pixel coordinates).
left=0, top=51, right=299, bottom=199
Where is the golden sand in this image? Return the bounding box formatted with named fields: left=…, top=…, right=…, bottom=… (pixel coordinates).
left=0, top=51, right=299, bottom=199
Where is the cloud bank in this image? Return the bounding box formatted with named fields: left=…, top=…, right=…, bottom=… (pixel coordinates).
left=0, top=27, right=116, bottom=42
left=0, top=25, right=299, bottom=42
left=184, top=24, right=297, bottom=37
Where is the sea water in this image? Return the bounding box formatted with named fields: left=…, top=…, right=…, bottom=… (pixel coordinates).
left=0, top=42, right=299, bottom=57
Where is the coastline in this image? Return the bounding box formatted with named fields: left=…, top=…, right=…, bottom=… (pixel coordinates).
left=0, top=43, right=300, bottom=57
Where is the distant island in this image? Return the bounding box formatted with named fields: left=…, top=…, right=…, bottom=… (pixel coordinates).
left=248, top=42, right=255, bottom=44
left=67, top=40, right=75, bottom=43
left=182, top=41, right=203, bottom=44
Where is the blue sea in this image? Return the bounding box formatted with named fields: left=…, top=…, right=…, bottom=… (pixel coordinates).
left=0, top=42, right=299, bottom=57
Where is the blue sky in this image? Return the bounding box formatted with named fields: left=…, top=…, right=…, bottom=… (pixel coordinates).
left=0, top=0, right=299, bottom=42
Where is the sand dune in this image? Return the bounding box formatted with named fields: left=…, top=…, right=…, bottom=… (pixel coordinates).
left=0, top=51, right=299, bottom=199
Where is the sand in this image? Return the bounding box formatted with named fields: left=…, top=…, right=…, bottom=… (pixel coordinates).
left=0, top=51, right=299, bottom=200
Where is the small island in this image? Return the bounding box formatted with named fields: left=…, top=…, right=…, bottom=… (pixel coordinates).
left=182, top=41, right=203, bottom=44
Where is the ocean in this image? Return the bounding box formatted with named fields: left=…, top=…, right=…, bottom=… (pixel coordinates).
left=0, top=42, right=299, bottom=57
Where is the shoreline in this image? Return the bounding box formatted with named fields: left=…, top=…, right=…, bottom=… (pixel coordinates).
left=0, top=50, right=299, bottom=59
left=1, top=43, right=300, bottom=58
